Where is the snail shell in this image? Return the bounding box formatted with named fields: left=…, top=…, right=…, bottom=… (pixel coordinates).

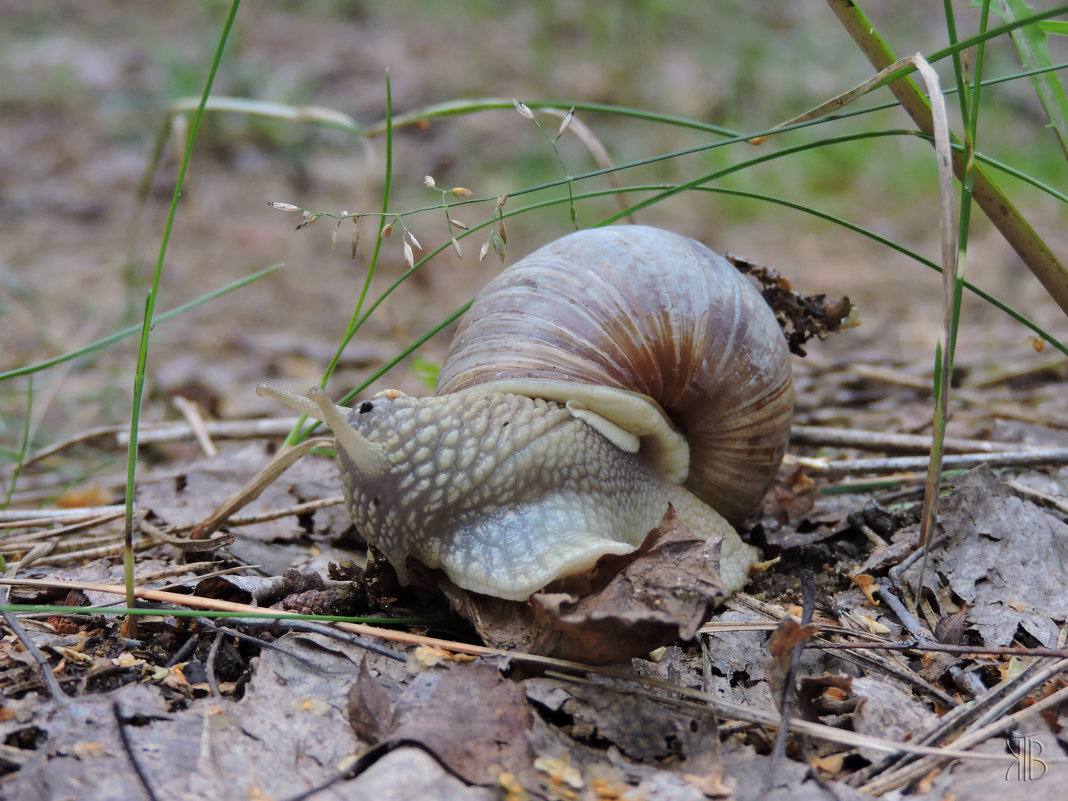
left=437, top=224, right=794, bottom=526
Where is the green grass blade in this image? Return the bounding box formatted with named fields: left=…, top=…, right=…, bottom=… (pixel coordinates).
left=285, top=70, right=396, bottom=446
left=992, top=0, right=1068, bottom=157
left=122, top=0, right=241, bottom=618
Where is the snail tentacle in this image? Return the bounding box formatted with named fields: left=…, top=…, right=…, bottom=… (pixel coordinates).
left=256, top=382, right=387, bottom=479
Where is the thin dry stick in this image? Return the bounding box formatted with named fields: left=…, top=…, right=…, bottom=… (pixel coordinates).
left=815, top=448, right=1068, bottom=479
left=187, top=495, right=345, bottom=531
left=790, top=425, right=1035, bottom=454
left=3, top=416, right=301, bottom=475
left=138, top=519, right=233, bottom=553
left=850, top=365, right=1068, bottom=427
left=818, top=638, right=1068, bottom=661
left=967, top=353, right=1067, bottom=388
left=171, top=395, right=218, bottom=457
left=1005, top=479, right=1068, bottom=516
left=0, top=510, right=125, bottom=543
left=113, top=700, right=162, bottom=801
left=0, top=506, right=127, bottom=525
left=117, top=417, right=298, bottom=445
left=24, top=537, right=156, bottom=568
left=766, top=571, right=816, bottom=792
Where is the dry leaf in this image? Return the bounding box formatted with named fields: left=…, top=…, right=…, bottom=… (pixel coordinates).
left=408, top=645, right=476, bottom=671
left=903, top=465, right=1068, bottom=647
left=533, top=754, right=584, bottom=790
left=810, top=753, right=845, bottom=776
left=851, top=573, right=881, bottom=605
left=438, top=508, right=727, bottom=664
left=388, top=663, right=533, bottom=785
left=764, top=618, right=818, bottom=704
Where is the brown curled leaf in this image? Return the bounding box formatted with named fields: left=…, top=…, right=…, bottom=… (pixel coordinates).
left=436, top=507, right=728, bottom=664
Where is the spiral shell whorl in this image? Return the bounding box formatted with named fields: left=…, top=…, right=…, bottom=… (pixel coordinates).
left=436, top=225, right=794, bottom=524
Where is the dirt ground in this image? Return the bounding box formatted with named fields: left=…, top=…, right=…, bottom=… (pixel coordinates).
left=2, top=3, right=1068, bottom=800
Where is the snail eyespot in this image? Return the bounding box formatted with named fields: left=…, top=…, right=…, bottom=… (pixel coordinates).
left=359, top=401, right=374, bottom=414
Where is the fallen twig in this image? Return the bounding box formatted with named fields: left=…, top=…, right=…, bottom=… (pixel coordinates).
left=813, top=449, right=1068, bottom=479
left=791, top=424, right=1039, bottom=454
left=171, top=394, right=218, bottom=457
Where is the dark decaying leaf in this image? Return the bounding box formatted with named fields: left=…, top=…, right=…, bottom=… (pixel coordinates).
left=439, top=508, right=727, bottom=664
left=524, top=675, right=719, bottom=764
left=347, top=656, right=395, bottom=744
left=902, top=465, right=1068, bottom=646
left=388, top=662, right=533, bottom=785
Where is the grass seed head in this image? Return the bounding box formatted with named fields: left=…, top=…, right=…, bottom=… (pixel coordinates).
left=512, top=98, right=534, bottom=121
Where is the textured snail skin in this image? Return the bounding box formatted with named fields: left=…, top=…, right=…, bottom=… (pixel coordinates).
left=332, top=389, right=757, bottom=601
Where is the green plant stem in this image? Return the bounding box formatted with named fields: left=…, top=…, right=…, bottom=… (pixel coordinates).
left=286, top=70, right=394, bottom=447
left=122, top=0, right=241, bottom=618
left=825, top=0, right=1068, bottom=316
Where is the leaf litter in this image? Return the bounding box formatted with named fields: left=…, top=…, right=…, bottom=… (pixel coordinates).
left=4, top=451, right=1067, bottom=800
left=6, top=367, right=1068, bottom=800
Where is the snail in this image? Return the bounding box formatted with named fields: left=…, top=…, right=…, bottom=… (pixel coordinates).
left=258, top=225, right=794, bottom=602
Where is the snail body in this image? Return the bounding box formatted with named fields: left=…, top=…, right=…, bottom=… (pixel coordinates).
left=259, top=225, right=793, bottom=601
